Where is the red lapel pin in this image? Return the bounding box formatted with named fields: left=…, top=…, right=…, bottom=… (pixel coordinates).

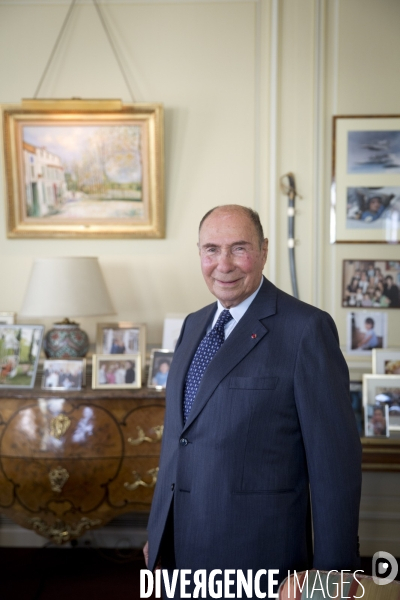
left=251, top=333, right=257, bottom=339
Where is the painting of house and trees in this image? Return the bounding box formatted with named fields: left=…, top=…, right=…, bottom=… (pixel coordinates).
left=2, top=103, right=164, bottom=238
left=22, top=124, right=144, bottom=220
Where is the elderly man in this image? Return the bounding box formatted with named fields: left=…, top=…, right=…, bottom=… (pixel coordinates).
left=145, top=205, right=361, bottom=596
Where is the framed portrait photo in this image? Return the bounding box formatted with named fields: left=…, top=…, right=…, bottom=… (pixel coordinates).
left=41, top=359, right=86, bottom=391
left=342, top=260, right=400, bottom=308
left=96, top=322, right=146, bottom=368
left=148, top=349, right=174, bottom=389
left=346, top=311, right=387, bottom=355
left=2, top=100, right=164, bottom=239
left=92, top=354, right=141, bottom=389
left=331, top=115, right=400, bottom=243
left=363, top=374, right=400, bottom=436
left=364, top=403, right=390, bottom=438
left=372, top=349, right=400, bottom=375
left=0, top=325, right=43, bottom=388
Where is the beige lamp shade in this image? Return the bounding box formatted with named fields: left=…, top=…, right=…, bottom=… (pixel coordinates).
left=20, top=257, right=115, bottom=318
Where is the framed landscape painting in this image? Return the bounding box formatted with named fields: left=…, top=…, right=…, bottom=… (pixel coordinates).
left=331, top=115, right=400, bottom=243
left=1, top=100, right=164, bottom=238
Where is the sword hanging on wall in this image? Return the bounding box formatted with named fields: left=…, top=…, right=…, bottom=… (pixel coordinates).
left=280, top=172, right=302, bottom=300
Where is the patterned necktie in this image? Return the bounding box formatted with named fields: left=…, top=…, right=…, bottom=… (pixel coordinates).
left=183, top=309, right=233, bottom=424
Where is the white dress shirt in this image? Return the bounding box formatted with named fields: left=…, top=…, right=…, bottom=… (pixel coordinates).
left=207, top=277, right=263, bottom=339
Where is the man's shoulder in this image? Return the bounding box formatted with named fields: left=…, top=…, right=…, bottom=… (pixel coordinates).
left=263, top=278, right=332, bottom=320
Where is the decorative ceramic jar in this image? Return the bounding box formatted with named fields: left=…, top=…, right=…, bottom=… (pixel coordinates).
left=43, top=320, right=89, bottom=358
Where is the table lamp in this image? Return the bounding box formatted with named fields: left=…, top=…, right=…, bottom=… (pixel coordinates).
left=20, top=257, right=115, bottom=358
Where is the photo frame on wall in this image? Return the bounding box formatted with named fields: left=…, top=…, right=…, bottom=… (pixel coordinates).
left=0, top=325, right=43, bottom=388
left=331, top=115, right=400, bottom=243
left=1, top=100, right=164, bottom=239
left=342, top=260, right=400, bottom=308
left=346, top=311, right=387, bottom=354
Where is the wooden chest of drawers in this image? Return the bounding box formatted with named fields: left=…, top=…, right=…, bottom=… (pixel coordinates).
left=0, top=387, right=165, bottom=544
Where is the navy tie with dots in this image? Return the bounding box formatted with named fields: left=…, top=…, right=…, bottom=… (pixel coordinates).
left=183, top=309, right=233, bottom=424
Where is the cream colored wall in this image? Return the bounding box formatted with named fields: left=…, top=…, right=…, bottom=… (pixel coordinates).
left=0, top=1, right=265, bottom=345
left=0, top=0, right=399, bottom=555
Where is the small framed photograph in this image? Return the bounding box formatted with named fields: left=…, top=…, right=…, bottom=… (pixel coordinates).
left=363, top=374, right=400, bottom=435
left=0, top=325, right=43, bottom=388
left=364, top=404, right=390, bottom=438
left=41, top=359, right=86, bottom=391
left=96, top=322, right=146, bottom=366
left=372, top=349, right=400, bottom=375
left=0, top=312, right=16, bottom=325
left=342, top=260, right=400, bottom=308
left=331, top=115, right=400, bottom=243
left=148, top=349, right=174, bottom=389
left=92, top=354, right=141, bottom=389
left=162, top=315, right=186, bottom=350
left=346, top=311, right=387, bottom=354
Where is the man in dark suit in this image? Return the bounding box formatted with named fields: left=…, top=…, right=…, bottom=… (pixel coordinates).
left=144, top=205, right=362, bottom=596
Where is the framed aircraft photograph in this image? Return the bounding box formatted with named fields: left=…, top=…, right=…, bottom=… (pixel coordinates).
left=331, top=115, right=400, bottom=243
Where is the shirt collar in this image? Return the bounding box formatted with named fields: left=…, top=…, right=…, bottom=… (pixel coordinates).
left=212, top=277, right=263, bottom=326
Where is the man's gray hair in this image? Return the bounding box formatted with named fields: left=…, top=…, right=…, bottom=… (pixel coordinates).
left=199, top=205, right=265, bottom=247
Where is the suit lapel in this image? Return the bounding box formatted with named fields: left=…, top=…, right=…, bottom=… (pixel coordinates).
left=166, top=302, right=217, bottom=430
left=182, top=278, right=278, bottom=432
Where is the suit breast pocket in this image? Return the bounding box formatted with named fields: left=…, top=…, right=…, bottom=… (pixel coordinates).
left=229, top=376, right=279, bottom=390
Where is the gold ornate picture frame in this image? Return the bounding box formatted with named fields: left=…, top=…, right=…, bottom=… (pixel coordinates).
left=96, top=322, right=146, bottom=370
left=92, top=353, right=141, bottom=389
left=1, top=100, right=164, bottom=238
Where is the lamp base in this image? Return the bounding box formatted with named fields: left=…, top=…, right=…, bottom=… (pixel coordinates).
left=43, top=321, right=89, bottom=359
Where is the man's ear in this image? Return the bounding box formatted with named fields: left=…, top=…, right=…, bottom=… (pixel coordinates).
left=262, top=238, right=269, bottom=262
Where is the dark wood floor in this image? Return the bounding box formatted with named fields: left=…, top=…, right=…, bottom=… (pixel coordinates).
left=0, top=547, right=151, bottom=600
left=0, top=550, right=397, bottom=600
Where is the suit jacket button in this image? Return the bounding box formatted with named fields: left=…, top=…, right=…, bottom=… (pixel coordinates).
left=179, top=438, right=188, bottom=446
left=171, top=483, right=175, bottom=491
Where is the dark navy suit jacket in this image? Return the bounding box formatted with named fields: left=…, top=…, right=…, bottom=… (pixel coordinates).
left=147, top=278, right=362, bottom=584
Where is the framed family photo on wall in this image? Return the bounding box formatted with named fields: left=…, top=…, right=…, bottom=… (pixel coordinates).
left=342, top=260, right=400, bottom=308
left=1, top=100, right=164, bottom=239
left=332, top=115, right=400, bottom=243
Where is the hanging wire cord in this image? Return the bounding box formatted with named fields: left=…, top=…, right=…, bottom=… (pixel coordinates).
left=34, top=0, right=135, bottom=101
left=279, top=172, right=302, bottom=300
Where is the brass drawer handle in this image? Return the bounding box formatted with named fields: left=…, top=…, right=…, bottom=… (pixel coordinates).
left=127, top=425, right=163, bottom=446
left=50, top=415, right=71, bottom=439
left=124, top=467, right=159, bottom=491
left=49, top=466, right=70, bottom=493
